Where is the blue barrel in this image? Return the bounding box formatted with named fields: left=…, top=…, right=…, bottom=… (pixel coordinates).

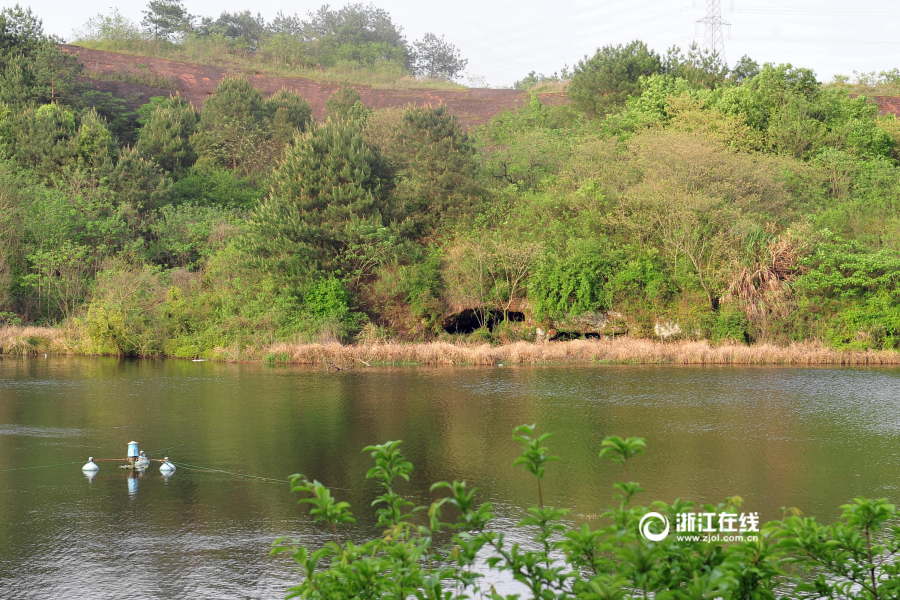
left=128, top=441, right=139, bottom=458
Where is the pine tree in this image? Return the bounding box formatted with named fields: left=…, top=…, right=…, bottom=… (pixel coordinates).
left=141, top=0, right=192, bottom=42
left=0, top=103, right=78, bottom=175
left=410, top=33, right=468, bottom=80
left=0, top=6, right=80, bottom=108
left=265, top=89, right=312, bottom=146
left=383, top=105, right=479, bottom=237
left=191, top=78, right=272, bottom=175
left=109, top=146, right=172, bottom=212
left=201, top=77, right=266, bottom=125
left=245, top=118, right=384, bottom=275
left=135, top=95, right=199, bottom=174
left=75, top=109, right=116, bottom=176
left=325, top=85, right=369, bottom=122
left=569, top=40, right=662, bottom=117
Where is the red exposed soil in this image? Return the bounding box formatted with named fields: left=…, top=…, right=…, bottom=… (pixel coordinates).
left=846, top=94, right=900, bottom=118
left=863, top=96, right=900, bottom=118
left=62, top=44, right=568, bottom=128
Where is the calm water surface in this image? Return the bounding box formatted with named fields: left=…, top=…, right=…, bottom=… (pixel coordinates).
left=1, top=358, right=899, bottom=598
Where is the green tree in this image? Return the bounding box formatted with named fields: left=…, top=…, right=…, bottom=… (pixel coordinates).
left=0, top=163, right=29, bottom=313
left=662, top=42, right=729, bottom=89
left=17, top=175, right=129, bottom=321
left=751, top=62, right=820, bottom=105
left=477, top=92, right=575, bottom=190
left=75, top=8, right=141, bottom=43
left=569, top=40, right=662, bottom=117
left=75, top=109, right=116, bottom=178
left=108, top=146, right=172, bottom=212
left=72, top=87, right=136, bottom=145
left=383, top=105, right=478, bottom=237
left=0, top=103, right=78, bottom=175
left=135, top=95, right=199, bottom=174
left=730, top=54, right=760, bottom=84
left=265, top=89, right=312, bottom=145
left=199, top=10, right=266, bottom=50
left=0, top=4, right=45, bottom=54
left=191, top=78, right=273, bottom=176
left=300, top=3, right=409, bottom=68
left=798, top=233, right=900, bottom=299
left=410, top=33, right=467, bottom=80
left=197, top=77, right=266, bottom=129
left=527, top=237, right=619, bottom=320
left=246, top=118, right=384, bottom=275
left=141, top=0, right=192, bottom=43
left=324, top=84, right=368, bottom=121
left=0, top=6, right=80, bottom=108
left=23, top=241, right=96, bottom=322
left=622, top=131, right=787, bottom=310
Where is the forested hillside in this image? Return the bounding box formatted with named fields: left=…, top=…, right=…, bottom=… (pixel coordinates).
left=2, top=3, right=900, bottom=358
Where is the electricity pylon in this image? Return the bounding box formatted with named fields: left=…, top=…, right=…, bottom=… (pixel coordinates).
left=697, top=0, right=729, bottom=62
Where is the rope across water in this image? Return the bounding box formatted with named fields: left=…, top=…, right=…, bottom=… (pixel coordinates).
left=0, top=461, right=79, bottom=473
left=171, top=461, right=352, bottom=491
left=170, top=461, right=289, bottom=484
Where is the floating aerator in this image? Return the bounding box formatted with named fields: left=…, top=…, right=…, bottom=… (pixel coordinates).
left=80, top=441, right=177, bottom=476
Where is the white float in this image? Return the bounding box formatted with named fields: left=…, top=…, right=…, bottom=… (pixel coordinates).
left=159, top=457, right=176, bottom=473
left=82, top=457, right=99, bottom=471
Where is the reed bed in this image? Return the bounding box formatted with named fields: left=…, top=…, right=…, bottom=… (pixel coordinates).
left=5, top=325, right=900, bottom=366
left=249, top=338, right=900, bottom=368
left=0, top=325, right=73, bottom=355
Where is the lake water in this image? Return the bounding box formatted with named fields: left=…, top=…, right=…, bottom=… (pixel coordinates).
left=1, top=358, right=899, bottom=598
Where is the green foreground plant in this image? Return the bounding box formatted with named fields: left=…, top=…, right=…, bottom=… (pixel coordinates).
left=273, top=427, right=900, bottom=599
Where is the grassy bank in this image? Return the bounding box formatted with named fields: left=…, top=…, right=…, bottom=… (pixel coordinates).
left=5, top=326, right=900, bottom=366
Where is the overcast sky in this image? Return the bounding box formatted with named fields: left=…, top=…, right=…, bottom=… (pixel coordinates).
left=18, top=0, right=900, bottom=87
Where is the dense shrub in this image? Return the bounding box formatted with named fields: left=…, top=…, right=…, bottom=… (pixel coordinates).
left=168, top=166, right=264, bottom=209
left=528, top=239, right=619, bottom=320
left=707, top=305, right=752, bottom=343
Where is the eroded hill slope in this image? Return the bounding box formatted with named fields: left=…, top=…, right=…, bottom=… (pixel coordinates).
left=62, top=44, right=568, bottom=127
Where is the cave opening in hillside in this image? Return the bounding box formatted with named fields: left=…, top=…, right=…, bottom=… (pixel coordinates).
left=442, top=310, right=527, bottom=334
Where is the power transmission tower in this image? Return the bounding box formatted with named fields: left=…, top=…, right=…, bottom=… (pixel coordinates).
left=697, top=0, right=729, bottom=62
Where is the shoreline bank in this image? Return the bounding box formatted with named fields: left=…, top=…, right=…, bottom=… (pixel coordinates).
left=3, top=326, right=900, bottom=366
